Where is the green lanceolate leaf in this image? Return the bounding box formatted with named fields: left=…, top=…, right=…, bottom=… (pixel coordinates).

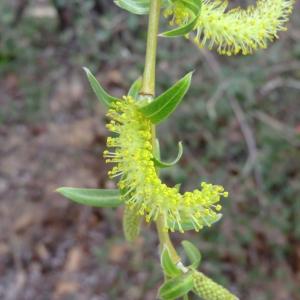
left=159, top=274, right=194, bottom=300
left=168, top=219, right=195, bottom=232
left=57, top=187, right=122, bottom=208
left=123, top=206, right=142, bottom=242
left=139, top=72, right=193, bottom=124
left=83, top=67, right=118, bottom=107
left=161, top=0, right=202, bottom=37
left=128, top=77, right=142, bottom=99
left=161, top=247, right=181, bottom=278
left=182, top=240, right=201, bottom=268
left=114, top=0, right=150, bottom=15
left=169, top=213, right=223, bottom=232
left=153, top=140, right=183, bottom=168
left=161, top=16, right=198, bottom=38
left=114, top=0, right=170, bottom=15
left=202, top=213, right=223, bottom=227
left=154, top=138, right=162, bottom=159
left=181, top=0, right=202, bottom=14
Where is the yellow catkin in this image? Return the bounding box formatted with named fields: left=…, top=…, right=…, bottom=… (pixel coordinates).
left=164, top=0, right=295, bottom=55
left=192, top=271, right=239, bottom=300
left=104, top=96, right=228, bottom=232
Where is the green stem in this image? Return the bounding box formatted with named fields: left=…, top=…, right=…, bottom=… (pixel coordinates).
left=141, top=0, right=180, bottom=264
left=140, top=0, right=161, bottom=97
left=156, top=214, right=181, bottom=263
left=138, top=4, right=239, bottom=300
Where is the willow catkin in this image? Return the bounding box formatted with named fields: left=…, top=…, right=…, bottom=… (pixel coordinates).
left=192, top=271, right=239, bottom=300
left=104, top=96, right=228, bottom=232
left=164, top=0, right=295, bottom=55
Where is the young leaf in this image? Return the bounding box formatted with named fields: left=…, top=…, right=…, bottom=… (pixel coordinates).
left=202, top=213, right=223, bottom=227
left=139, top=72, right=193, bottom=124
left=154, top=138, right=161, bottom=159
left=168, top=220, right=195, bottom=232
left=160, top=15, right=198, bottom=38
left=161, top=247, right=181, bottom=278
left=128, top=77, right=142, bottom=99
left=161, top=0, right=202, bottom=37
left=181, top=0, right=202, bottom=14
left=123, top=206, right=142, bottom=242
left=114, top=0, right=150, bottom=15
left=114, top=0, right=170, bottom=15
left=159, top=274, right=194, bottom=300
left=56, top=187, right=122, bottom=208
left=182, top=240, right=202, bottom=268
left=169, top=213, right=223, bottom=232
left=83, top=67, right=118, bottom=107
left=153, top=141, right=183, bottom=168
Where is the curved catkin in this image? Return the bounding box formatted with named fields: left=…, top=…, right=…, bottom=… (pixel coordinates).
left=165, top=0, right=295, bottom=55
left=192, top=271, right=239, bottom=300
left=104, top=96, right=228, bottom=232
left=123, top=206, right=142, bottom=242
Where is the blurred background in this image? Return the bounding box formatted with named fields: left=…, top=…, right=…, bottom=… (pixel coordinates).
left=0, top=1, right=299, bottom=299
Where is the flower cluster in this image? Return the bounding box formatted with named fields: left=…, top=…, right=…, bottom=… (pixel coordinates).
left=164, top=0, right=295, bottom=55
left=192, top=271, right=238, bottom=300
left=104, top=96, right=228, bottom=232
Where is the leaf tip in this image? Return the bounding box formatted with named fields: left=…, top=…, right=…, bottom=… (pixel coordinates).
left=186, top=71, right=194, bottom=79
left=56, top=187, right=63, bottom=193
left=56, top=187, right=68, bottom=195
left=82, top=66, right=91, bottom=75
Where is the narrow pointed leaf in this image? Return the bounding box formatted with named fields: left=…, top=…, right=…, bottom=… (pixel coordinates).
left=161, top=0, right=202, bottom=37
left=114, top=0, right=170, bottom=14
left=128, top=77, right=142, bottom=99
left=169, top=213, right=223, bottom=232
left=123, top=206, right=142, bottom=242
left=114, top=0, right=150, bottom=15
left=181, top=0, right=202, bottom=14
left=168, top=220, right=195, bottom=232
left=160, top=16, right=198, bottom=38
left=83, top=67, right=118, bottom=107
left=57, top=187, right=122, bottom=208
left=202, top=213, right=223, bottom=227
left=154, top=138, right=161, bottom=159
left=159, top=274, right=193, bottom=300
left=154, top=141, right=183, bottom=168
left=161, top=247, right=181, bottom=277
left=182, top=241, right=202, bottom=268
left=139, top=72, right=193, bottom=124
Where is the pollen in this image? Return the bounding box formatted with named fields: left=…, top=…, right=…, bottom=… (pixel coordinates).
left=104, top=96, right=228, bottom=232
left=164, top=0, right=295, bottom=56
